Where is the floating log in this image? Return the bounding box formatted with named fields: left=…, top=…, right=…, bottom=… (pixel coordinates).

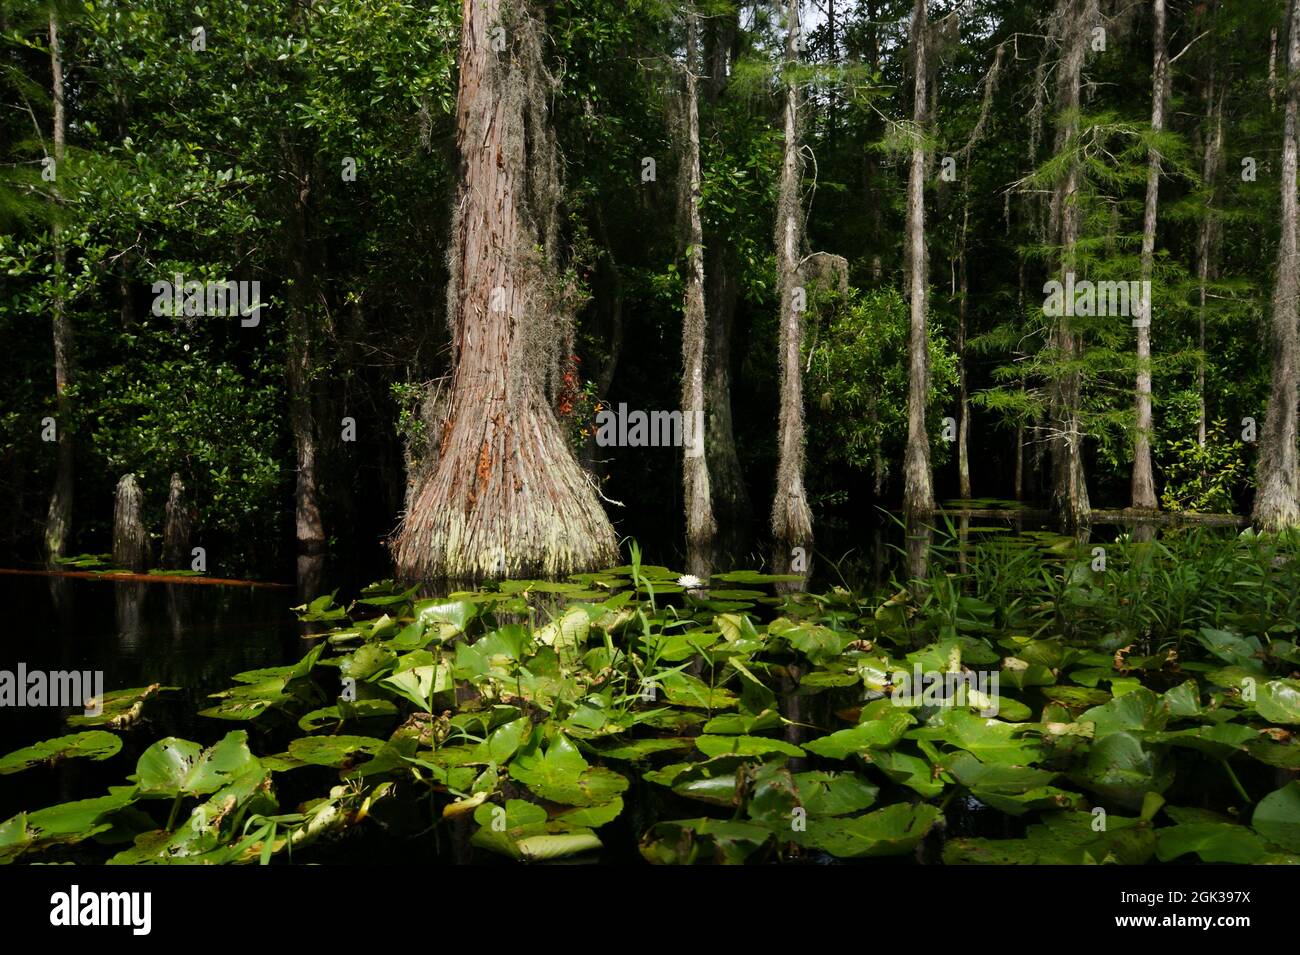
left=0, top=567, right=289, bottom=588
left=925, top=507, right=1249, bottom=527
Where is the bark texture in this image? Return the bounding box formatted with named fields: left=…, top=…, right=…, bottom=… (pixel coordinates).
left=1253, top=0, right=1300, bottom=531
left=392, top=0, right=617, bottom=579
left=902, top=0, right=934, bottom=521
left=1131, top=0, right=1166, bottom=511
left=112, top=474, right=149, bottom=573
left=43, top=11, right=73, bottom=562
left=1196, top=37, right=1224, bottom=449
left=771, top=0, right=813, bottom=583
left=1046, top=0, right=1096, bottom=531
left=162, top=472, right=192, bottom=569
left=680, top=11, right=716, bottom=578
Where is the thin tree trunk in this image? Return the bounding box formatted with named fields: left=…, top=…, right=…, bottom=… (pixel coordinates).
left=284, top=0, right=325, bottom=558
left=1196, top=52, right=1224, bottom=449
left=902, top=0, right=934, bottom=521
left=772, top=0, right=813, bottom=584
left=44, top=11, right=73, bottom=562
left=957, top=201, right=971, bottom=500
left=1132, top=0, right=1166, bottom=511
left=681, top=11, right=716, bottom=578
left=393, top=0, right=617, bottom=579
left=286, top=147, right=325, bottom=557
left=702, top=4, right=750, bottom=565
left=1253, top=0, right=1300, bottom=531
left=1047, top=0, right=1095, bottom=531
left=706, top=250, right=752, bottom=562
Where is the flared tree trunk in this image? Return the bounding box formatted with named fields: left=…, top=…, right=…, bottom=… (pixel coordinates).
left=771, top=0, right=813, bottom=583
left=681, top=11, right=716, bottom=578
left=1131, top=0, right=1166, bottom=511
left=1253, top=0, right=1300, bottom=531
left=1047, top=0, right=1095, bottom=531
left=393, top=0, right=617, bottom=579
left=902, top=0, right=934, bottom=521
left=44, top=11, right=73, bottom=562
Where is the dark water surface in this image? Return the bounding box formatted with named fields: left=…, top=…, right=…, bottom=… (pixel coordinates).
left=0, top=574, right=301, bottom=824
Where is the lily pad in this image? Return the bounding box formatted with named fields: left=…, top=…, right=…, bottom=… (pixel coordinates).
left=0, top=732, right=122, bottom=775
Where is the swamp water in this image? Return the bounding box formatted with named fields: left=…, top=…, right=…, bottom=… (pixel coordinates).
left=2, top=518, right=1299, bottom=865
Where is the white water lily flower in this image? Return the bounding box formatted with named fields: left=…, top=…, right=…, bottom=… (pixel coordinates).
left=676, top=574, right=704, bottom=589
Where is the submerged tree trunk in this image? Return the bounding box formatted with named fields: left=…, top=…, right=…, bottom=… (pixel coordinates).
left=771, top=0, right=813, bottom=584
left=902, top=0, right=934, bottom=521
left=162, top=473, right=192, bottom=569
left=393, top=0, right=617, bottom=579
left=680, top=11, right=716, bottom=578
left=112, top=474, right=149, bottom=573
left=1131, top=0, right=1166, bottom=511
left=1047, top=0, right=1095, bottom=531
left=44, top=11, right=73, bottom=562
left=1253, top=0, right=1300, bottom=531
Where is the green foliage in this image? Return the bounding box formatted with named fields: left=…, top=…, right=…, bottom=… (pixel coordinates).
left=805, top=286, right=958, bottom=484
left=82, top=355, right=283, bottom=554
left=1159, top=422, right=1252, bottom=515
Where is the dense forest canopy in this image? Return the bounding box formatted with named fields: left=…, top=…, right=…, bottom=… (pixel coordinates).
left=1, top=0, right=1298, bottom=583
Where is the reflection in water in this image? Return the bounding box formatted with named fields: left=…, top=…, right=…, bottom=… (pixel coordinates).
left=905, top=522, right=933, bottom=592
left=1132, top=522, right=1156, bottom=544
left=298, top=554, right=325, bottom=604
left=114, top=582, right=149, bottom=653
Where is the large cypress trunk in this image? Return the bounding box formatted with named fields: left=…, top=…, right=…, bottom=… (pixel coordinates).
left=1131, top=0, right=1166, bottom=511
left=392, top=0, right=617, bottom=580
left=902, top=0, right=934, bottom=521
left=771, top=0, right=813, bottom=583
left=1253, top=0, right=1300, bottom=531
left=1047, top=0, right=1095, bottom=531
left=43, top=11, right=73, bottom=562
left=680, top=11, right=716, bottom=578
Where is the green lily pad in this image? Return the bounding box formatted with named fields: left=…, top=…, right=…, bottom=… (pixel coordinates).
left=795, top=803, right=941, bottom=858
left=1252, top=781, right=1300, bottom=852
left=287, top=735, right=385, bottom=768
left=135, top=731, right=260, bottom=798
left=0, top=732, right=122, bottom=775
left=793, top=772, right=879, bottom=816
